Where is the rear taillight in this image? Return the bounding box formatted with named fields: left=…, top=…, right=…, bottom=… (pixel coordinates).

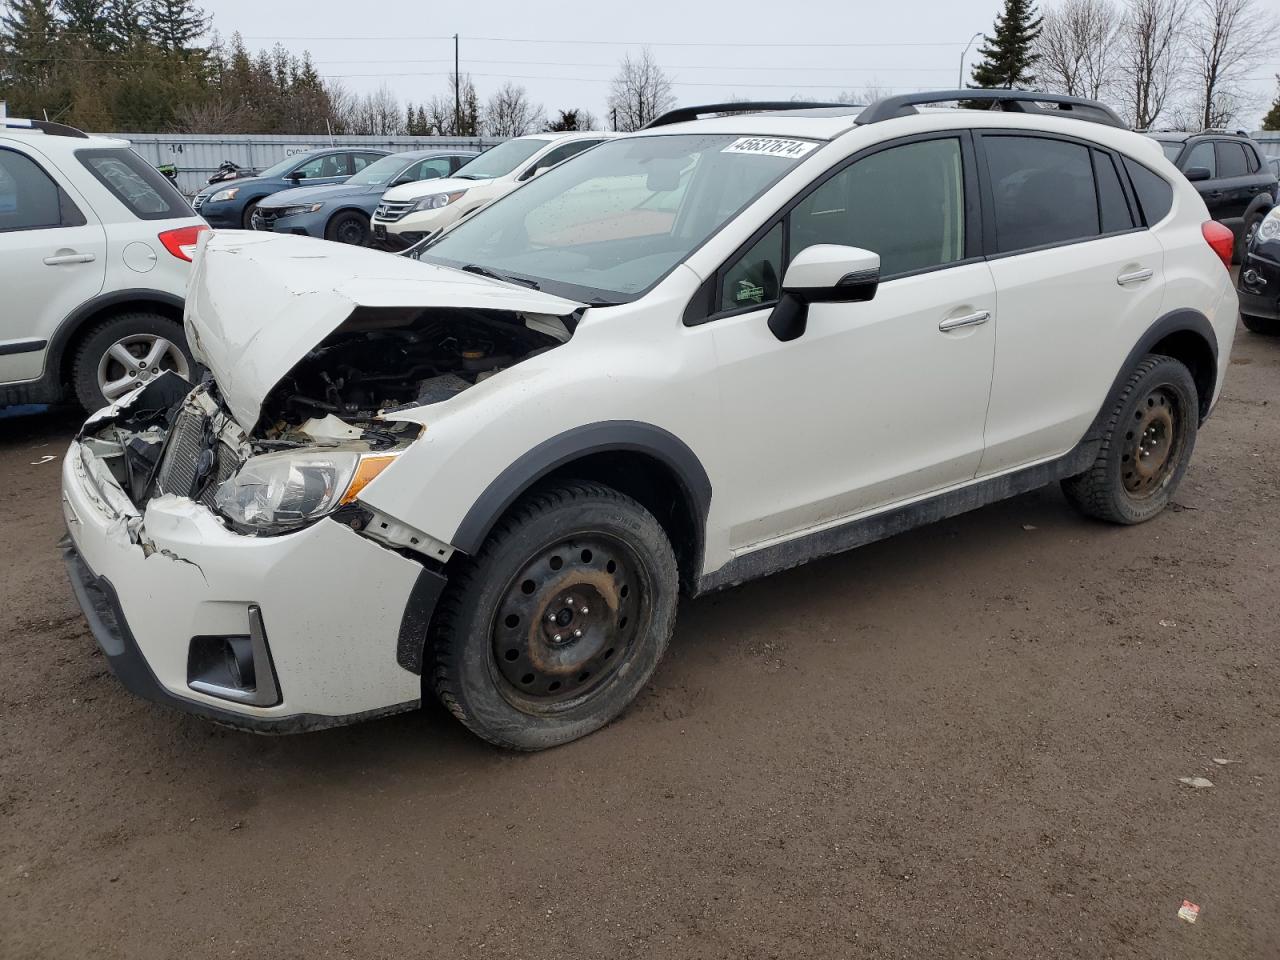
left=158, top=224, right=209, bottom=262
left=1201, top=220, right=1234, bottom=270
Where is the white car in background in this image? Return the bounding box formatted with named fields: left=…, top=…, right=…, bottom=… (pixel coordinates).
left=371, top=131, right=614, bottom=247
left=0, top=118, right=206, bottom=411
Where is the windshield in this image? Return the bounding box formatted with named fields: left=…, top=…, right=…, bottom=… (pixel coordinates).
left=419, top=133, right=818, bottom=303
left=1155, top=141, right=1183, bottom=163
left=258, top=155, right=305, bottom=179
left=348, top=153, right=413, bottom=186
left=453, top=138, right=550, bottom=180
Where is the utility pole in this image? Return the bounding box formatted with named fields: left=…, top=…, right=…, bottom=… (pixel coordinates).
left=958, top=32, right=983, bottom=89
left=454, top=33, right=461, bottom=136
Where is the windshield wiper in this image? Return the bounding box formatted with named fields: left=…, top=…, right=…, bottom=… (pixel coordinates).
left=461, top=263, right=540, bottom=290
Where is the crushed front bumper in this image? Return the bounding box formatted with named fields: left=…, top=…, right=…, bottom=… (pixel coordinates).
left=60, top=437, right=443, bottom=732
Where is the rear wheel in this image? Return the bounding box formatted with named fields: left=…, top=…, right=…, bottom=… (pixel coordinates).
left=71, top=312, right=194, bottom=412
left=1242, top=312, right=1280, bottom=335
left=431, top=481, right=679, bottom=750
left=1061, top=354, right=1198, bottom=524
left=325, top=210, right=371, bottom=246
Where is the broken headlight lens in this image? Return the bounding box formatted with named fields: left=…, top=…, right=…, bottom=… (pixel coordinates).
left=214, top=450, right=396, bottom=532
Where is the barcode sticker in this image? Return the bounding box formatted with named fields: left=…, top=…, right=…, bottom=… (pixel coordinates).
left=722, top=137, right=817, bottom=159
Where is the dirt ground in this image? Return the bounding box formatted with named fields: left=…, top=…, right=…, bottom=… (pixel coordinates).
left=2, top=318, right=1278, bottom=960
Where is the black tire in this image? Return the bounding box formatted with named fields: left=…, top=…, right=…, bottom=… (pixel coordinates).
left=241, top=200, right=260, bottom=230
left=1061, top=354, right=1198, bottom=525
left=431, top=480, right=679, bottom=750
left=71, top=312, right=194, bottom=413
left=325, top=210, right=371, bottom=246
left=1242, top=312, right=1280, bottom=335
left=1235, top=210, right=1263, bottom=263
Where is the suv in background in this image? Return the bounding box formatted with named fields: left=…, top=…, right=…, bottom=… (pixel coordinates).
left=250, top=150, right=477, bottom=246
left=192, top=148, right=389, bottom=230
left=64, top=92, right=1238, bottom=750
left=371, top=131, right=613, bottom=247
left=1, top=118, right=207, bottom=411
left=1148, top=130, right=1277, bottom=259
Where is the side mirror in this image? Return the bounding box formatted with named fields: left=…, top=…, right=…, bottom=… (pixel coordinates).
left=288, top=171, right=304, bottom=182
left=767, top=244, right=880, bottom=342
left=1184, top=166, right=1212, bottom=183
left=533, top=165, right=552, bottom=178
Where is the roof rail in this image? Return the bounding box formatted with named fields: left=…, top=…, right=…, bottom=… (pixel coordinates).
left=1200, top=127, right=1251, bottom=137
left=1, top=117, right=90, bottom=138
left=856, top=90, right=1126, bottom=129
left=642, top=101, right=851, bottom=129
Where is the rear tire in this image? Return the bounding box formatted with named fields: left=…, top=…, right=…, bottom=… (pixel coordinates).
left=1242, top=313, right=1280, bottom=335
left=71, top=312, right=194, bottom=413
left=325, top=210, right=371, bottom=246
left=1061, top=354, right=1198, bottom=525
left=431, top=480, right=679, bottom=751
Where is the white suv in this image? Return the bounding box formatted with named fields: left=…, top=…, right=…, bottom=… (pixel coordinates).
left=371, top=131, right=613, bottom=247
left=62, top=93, right=1238, bottom=749
left=0, top=119, right=207, bottom=411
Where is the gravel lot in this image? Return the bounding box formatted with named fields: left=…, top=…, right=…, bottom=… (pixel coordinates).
left=2, top=317, right=1278, bottom=960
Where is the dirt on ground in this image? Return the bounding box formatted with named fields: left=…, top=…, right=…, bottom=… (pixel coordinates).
left=2, top=318, right=1278, bottom=960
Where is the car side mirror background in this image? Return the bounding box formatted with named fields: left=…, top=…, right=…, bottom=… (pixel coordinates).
left=1184, top=167, right=1212, bottom=183
left=767, top=244, right=880, bottom=342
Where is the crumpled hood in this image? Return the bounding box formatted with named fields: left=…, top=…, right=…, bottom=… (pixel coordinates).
left=185, top=232, right=583, bottom=432
left=258, top=182, right=373, bottom=206
left=379, top=175, right=492, bottom=202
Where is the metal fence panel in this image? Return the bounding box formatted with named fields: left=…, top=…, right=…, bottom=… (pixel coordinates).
left=99, top=132, right=504, bottom=195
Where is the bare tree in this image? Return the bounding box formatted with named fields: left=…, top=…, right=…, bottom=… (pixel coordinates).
left=342, top=85, right=404, bottom=135
left=607, top=47, right=675, bottom=131
left=171, top=97, right=252, bottom=133
left=1036, top=0, right=1121, bottom=97
left=1186, top=0, right=1276, bottom=129
left=836, top=82, right=894, bottom=105
left=485, top=81, right=543, bottom=137
left=1115, top=0, right=1188, bottom=129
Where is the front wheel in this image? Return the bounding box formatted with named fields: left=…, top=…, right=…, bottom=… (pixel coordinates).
left=431, top=481, right=679, bottom=750
left=325, top=210, right=371, bottom=246
left=71, top=312, right=194, bottom=413
left=1061, top=354, right=1198, bottom=524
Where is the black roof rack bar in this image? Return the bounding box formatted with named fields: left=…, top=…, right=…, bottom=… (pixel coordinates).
left=642, top=101, right=850, bottom=129
left=1, top=118, right=90, bottom=138
left=856, top=90, right=1126, bottom=129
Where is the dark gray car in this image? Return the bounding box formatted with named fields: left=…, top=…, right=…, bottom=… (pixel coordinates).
left=251, top=150, right=478, bottom=245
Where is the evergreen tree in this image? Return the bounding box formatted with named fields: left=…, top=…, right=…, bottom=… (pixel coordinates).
left=547, top=108, right=580, bottom=131
left=1263, top=78, right=1280, bottom=131
left=970, top=0, right=1043, bottom=89
left=104, top=0, right=148, bottom=52
left=59, top=0, right=112, bottom=50
left=2, top=0, right=61, bottom=85
left=142, top=0, right=206, bottom=54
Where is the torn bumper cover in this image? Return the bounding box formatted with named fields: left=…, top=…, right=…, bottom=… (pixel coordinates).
left=60, top=435, right=442, bottom=732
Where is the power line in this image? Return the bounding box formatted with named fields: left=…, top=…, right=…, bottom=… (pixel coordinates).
left=317, top=70, right=947, bottom=91
left=241, top=34, right=978, bottom=48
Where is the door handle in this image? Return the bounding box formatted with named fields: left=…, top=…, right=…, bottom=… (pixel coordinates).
left=938, top=310, right=991, bottom=332
left=43, top=252, right=96, bottom=265
left=1116, top=268, right=1154, bottom=286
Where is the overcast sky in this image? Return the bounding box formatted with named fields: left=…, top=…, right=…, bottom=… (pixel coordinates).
left=206, top=0, right=1279, bottom=128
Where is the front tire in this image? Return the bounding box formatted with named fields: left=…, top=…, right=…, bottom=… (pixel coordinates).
left=325, top=210, right=371, bottom=246
left=241, top=200, right=260, bottom=230
left=71, top=312, right=194, bottom=413
left=1242, top=312, right=1280, bottom=335
left=1061, top=354, right=1198, bottom=524
left=431, top=481, right=679, bottom=750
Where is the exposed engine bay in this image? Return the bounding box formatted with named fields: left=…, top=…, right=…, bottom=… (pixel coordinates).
left=262, top=306, right=570, bottom=427
left=77, top=305, right=571, bottom=518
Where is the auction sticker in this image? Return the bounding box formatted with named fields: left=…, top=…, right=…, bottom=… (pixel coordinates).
left=722, top=137, right=817, bottom=159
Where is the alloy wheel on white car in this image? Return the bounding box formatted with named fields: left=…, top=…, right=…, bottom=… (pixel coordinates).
left=97, top=334, right=191, bottom=401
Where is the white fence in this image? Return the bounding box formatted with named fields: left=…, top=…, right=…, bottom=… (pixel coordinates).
left=100, top=132, right=504, bottom=195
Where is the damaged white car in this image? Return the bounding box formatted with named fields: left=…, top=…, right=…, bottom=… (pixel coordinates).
left=62, top=93, right=1238, bottom=749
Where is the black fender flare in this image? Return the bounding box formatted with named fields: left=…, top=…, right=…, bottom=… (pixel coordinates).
left=1085, top=308, right=1218, bottom=441
left=450, top=420, right=713, bottom=557
left=45, top=288, right=186, bottom=383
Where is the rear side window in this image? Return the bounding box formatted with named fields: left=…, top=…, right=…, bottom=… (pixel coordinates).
left=1215, top=141, right=1248, bottom=178
left=1094, top=150, right=1135, bottom=233
left=0, top=148, right=84, bottom=231
left=984, top=135, right=1097, bottom=252
left=1121, top=156, right=1174, bottom=225
left=76, top=148, right=190, bottom=220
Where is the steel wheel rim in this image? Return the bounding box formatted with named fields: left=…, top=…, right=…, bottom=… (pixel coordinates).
left=489, top=532, right=650, bottom=714
left=1121, top=385, right=1182, bottom=498
left=96, top=334, right=190, bottom=401
left=336, top=217, right=367, bottom=245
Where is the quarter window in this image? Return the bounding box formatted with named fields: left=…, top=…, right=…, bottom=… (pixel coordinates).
left=1183, top=141, right=1216, bottom=177
left=985, top=135, right=1097, bottom=252
left=1121, top=156, right=1174, bottom=225
left=76, top=147, right=186, bottom=220
left=790, top=137, right=966, bottom=278
left=1094, top=150, right=1136, bottom=233
left=719, top=222, right=783, bottom=311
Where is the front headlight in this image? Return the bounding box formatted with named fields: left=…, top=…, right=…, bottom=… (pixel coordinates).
left=277, top=202, right=325, bottom=217
left=411, top=189, right=467, bottom=212
left=209, top=187, right=240, bottom=203
left=1258, top=207, right=1280, bottom=244
left=214, top=450, right=397, bottom=532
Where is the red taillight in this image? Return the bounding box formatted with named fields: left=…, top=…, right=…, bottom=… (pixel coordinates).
left=1201, top=220, right=1234, bottom=270
left=157, top=224, right=209, bottom=262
